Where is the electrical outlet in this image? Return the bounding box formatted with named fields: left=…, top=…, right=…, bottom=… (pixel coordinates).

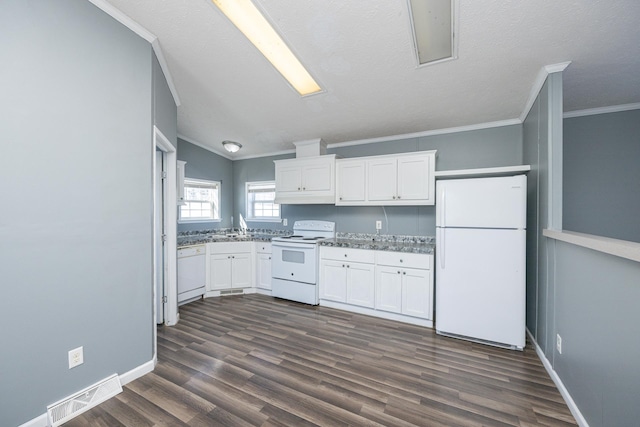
left=282, top=218, right=288, bottom=226
left=68, top=346, right=84, bottom=369
left=556, top=334, right=562, bottom=354
left=376, top=220, right=382, bottom=230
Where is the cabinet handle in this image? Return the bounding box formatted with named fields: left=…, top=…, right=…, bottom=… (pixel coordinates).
left=392, top=196, right=396, bottom=199
left=298, top=187, right=301, bottom=190
left=268, top=257, right=271, bottom=260
left=347, top=265, right=350, bottom=268
left=400, top=259, right=403, bottom=263
left=303, top=187, right=306, bottom=191
left=403, top=271, right=406, bottom=275
left=398, top=196, right=401, bottom=199
left=339, top=197, right=343, bottom=200
left=397, top=271, right=401, bottom=274
left=344, top=254, right=347, bottom=257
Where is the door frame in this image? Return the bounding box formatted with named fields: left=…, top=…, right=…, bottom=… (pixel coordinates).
left=153, top=127, right=179, bottom=357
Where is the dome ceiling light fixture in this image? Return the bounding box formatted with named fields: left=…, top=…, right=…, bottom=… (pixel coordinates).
left=222, top=140, right=242, bottom=153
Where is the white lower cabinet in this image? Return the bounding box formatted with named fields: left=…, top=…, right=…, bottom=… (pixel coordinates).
left=207, top=242, right=252, bottom=291
left=255, top=243, right=272, bottom=291
left=319, top=247, right=375, bottom=308
left=375, top=265, right=431, bottom=318
left=375, top=251, right=432, bottom=320
left=320, top=245, right=433, bottom=326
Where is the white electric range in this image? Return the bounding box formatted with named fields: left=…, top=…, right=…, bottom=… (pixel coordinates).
left=271, top=220, right=336, bottom=305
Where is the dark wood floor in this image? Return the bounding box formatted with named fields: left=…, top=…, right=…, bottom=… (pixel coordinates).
left=66, top=294, right=576, bottom=426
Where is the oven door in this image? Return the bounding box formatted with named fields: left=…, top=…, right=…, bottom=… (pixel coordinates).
left=271, top=241, right=317, bottom=284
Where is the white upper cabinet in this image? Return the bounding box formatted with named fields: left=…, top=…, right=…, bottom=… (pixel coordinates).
left=274, top=155, right=336, bottom=204
left=336, top=159, right=366, bottom=203
left=336, top=150, right=436, bottom=206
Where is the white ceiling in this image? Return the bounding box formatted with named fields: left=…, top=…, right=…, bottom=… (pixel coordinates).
left=105, top=0, right=640, bottom=158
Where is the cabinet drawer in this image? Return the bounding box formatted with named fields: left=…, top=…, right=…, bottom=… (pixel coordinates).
left=208, top=241, right=252, bottom=254
left=375, top=251, right=431, bottom=270
left=178, top=245, right=205, bottom=257
left=255, top=242, right=272, bottom=254
left=321, top=246, right=375, bottom=264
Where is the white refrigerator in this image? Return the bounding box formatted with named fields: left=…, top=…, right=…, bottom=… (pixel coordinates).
left=435, top=175, right=527, bottom=350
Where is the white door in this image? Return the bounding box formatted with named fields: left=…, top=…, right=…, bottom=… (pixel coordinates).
left=436, top=175, right=527, bottom=228
left=154, top=150, right=165, bottom=324
left=210, top=254, right=232, bottom=290
left=302, top=161, right=332, bottom=192
left=231, top=253, right=252, bottom=288
left=367, top=158, right=397, bottom=201
left=320, top=260, right=347, bottom=302
left=337, top=160, right=366, bottom=202
left=397, top=155, right=430, bottom=201
left=346, top=262, right=375, bottom=308
left=436, top=227, right=526, bottom=348
left=401, top=268, right=431, bottom=319
left=375, top=266, right=402, bottom=313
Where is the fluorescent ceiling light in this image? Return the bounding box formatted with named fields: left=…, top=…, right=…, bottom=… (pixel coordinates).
left=408, top=0, right=456, bottom=65
left=211, top=0, right=322, bottom=96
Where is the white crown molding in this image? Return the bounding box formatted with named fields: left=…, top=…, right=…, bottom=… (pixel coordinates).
left=151, top=39, right=182, bottom=107
left=327, top=119, right=522, bottom=149
left=233, top=148, right=296, bottom=161
left=87, top=0, right=181, bottom=107
left=563, top=102, right=640, bottom=119
left=520, top=61, right=572, bottom=122
left=177, top=134, right=234, bottom=160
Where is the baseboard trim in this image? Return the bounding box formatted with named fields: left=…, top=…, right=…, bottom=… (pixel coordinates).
left=18, top=358, right=155, bottom=427
left=526, top=329, right=589, bottom=427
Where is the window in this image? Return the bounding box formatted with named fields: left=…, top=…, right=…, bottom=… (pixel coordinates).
left=179, top=178, right=220, bottom=222
left=246, top=181, right=280, bottom=221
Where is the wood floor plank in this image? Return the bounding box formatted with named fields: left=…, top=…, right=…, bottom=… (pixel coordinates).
left=64, top=294, right=576, bottom=426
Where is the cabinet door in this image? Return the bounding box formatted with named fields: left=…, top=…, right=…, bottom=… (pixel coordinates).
left=256, top=253, right=272, bottom=290
left=320, top=260, right=347, bottom=302
left=375, top=266, right=402, bottom=313
left=397, top=154, right=432, bottom=201
left=302, top=161, right=332, bottom=192
left=209, top=254, right=232, bottom=290
left=336, top=160, right=366, bottom=203
left=346, top=262, right=375, bottom=308
left=367, top=158, right=397, bottom=201
left=401, top=268, right=432, bottom=319
left=231, top=253, right=252, bottom=288
left=275, top=165, right=302, bottom=193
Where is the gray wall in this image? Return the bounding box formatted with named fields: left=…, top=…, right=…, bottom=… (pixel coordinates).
left=153, top=54, right=178, bottom=143
left=177, top=139, right=234, bottom=231
left=553, top=241, right=640, bottom=427
left=525, top=72, right=640, bottom=426
left=563, top=109, right=640, bottom=243
left=0, top=1, right=170, bottom=425
left=232, top=124, right=523, bottom=236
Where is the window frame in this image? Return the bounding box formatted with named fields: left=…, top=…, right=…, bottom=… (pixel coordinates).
left=178, top=178, right=221, bottom=223
left=245, top=180, right=281, bottom=222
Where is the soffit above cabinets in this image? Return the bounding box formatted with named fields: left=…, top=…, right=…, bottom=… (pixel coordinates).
left=105, top=0, right=640, bottom=158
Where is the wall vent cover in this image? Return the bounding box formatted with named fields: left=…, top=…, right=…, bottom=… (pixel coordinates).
left=46, top=373, right=122, bottom=426
left=220, top=289, right=243, bottom=295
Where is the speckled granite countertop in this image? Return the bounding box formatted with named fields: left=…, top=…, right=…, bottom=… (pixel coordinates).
left=319, top=233, right=435, bottom=255
left=178, top=229, right=435, bottom=254
left=177, top=228, right=288, bottom=247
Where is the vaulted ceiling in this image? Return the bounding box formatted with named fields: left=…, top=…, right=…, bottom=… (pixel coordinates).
left=105, top=0, right=640, bottom=158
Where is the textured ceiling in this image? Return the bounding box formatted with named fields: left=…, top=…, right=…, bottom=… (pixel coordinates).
left=105, top=0, right=640, bottom=158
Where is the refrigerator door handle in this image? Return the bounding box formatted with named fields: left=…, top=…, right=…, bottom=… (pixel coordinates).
left=440, top=187, right=446, bottom=227
left=439, top=228, right=445, bottom=269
